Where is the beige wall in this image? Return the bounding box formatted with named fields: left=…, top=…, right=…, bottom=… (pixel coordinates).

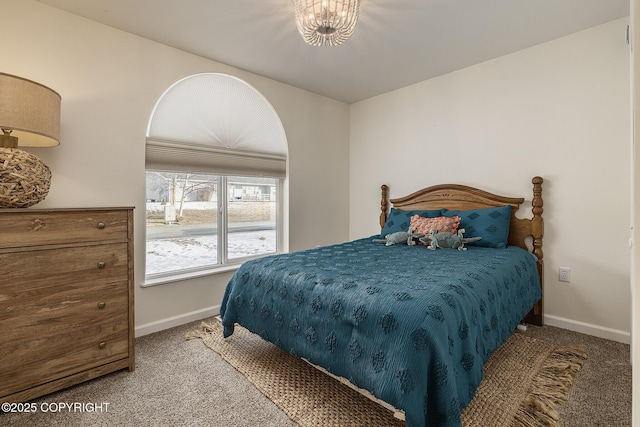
left=350, top=19, right=631, bottom=342
left=2, top=0, right=350, bottom=335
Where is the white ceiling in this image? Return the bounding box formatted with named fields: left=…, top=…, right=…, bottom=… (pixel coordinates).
left=37, top=0, right=629, bottom=104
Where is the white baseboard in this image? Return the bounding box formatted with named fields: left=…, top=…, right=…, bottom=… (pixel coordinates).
left=544, top=314, right=631, bottom=344
left=135, top=305, right=220, bottom=337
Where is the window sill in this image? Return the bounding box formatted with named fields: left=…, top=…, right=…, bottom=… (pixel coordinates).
left=141, top=264, right=241, bottom=288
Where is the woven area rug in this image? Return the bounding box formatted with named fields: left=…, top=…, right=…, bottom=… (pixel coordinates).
left=187, top=322, right=586, bottom=427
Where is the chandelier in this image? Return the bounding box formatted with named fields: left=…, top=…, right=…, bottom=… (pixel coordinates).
left=295, top=0, right=360, bottom=47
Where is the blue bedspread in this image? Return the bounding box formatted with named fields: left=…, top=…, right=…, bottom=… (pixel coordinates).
left=220, top=237, right=542, bottom=427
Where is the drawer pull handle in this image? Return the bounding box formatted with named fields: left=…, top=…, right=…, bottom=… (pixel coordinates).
left=98, top=261, right=106, bottom=269
left=99, top=342, right=106, bottom=349
left=97, top=222, right=106, bottom=229
left=98, top=301, right=106, bottom=309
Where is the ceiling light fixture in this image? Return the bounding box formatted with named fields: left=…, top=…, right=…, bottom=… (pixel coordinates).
left=295, top=0, right=360, bottom=47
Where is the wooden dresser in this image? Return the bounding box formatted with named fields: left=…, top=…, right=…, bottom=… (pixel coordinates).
left=0, top=208, right=134, bottom=403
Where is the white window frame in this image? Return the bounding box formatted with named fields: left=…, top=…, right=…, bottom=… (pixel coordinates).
left=143, top=172, right=283, bottom=287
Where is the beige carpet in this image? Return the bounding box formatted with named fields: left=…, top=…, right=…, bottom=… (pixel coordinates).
left=188, top=322, right=587, bottom=427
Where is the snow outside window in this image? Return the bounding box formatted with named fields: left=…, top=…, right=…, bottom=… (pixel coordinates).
left=145, top=171, right=279, bottom=282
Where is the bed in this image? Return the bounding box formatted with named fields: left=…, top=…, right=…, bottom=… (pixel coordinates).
left=220, top=177, right=544, bottom=427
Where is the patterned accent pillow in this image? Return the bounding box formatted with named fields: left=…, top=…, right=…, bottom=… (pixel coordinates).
left=381, top=208, right=442, bottom=236
left=441, top=205, right=512, bottom=248
left=410, top=215, right=460, bottom=236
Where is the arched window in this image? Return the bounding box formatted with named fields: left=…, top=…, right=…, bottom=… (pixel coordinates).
left=144, top=73, right=287, bottom=285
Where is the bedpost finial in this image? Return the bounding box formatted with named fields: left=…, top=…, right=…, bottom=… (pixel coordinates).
left=380, top=185, right=389, bottom=229
left=531, top=177, right=543, bottom=211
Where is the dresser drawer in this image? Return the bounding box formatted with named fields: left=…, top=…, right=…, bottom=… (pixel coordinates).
left=0, top=243, right=128, bottom=292
left=0, top=319, right=129, bottom=397
left=0, top=209, right=129, bottom=249
left=0, top=281, right=128, bottom=345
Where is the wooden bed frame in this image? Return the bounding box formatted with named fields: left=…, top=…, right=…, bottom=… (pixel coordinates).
left=379, top=176, right=544, bottom=326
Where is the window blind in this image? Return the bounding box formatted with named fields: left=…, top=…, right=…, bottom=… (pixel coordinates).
left=146, top=139, right=286, bottom=178
left=145, top=73, right=287, bottom=178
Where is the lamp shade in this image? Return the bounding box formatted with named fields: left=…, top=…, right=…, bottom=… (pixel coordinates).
left=0, top=73, right=61, bottom=147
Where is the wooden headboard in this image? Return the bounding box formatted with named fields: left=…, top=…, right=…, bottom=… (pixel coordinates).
left=379, top=176, right=544, bottom=325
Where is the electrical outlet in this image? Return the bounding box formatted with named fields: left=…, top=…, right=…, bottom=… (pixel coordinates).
left=558, top=267, right=571, bottom=283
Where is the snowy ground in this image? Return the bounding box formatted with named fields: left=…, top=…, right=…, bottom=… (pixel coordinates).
left=146, top=230, right=276, bottom=275
left=146, top=201, right=276, bottom=275
left=146, top=201, right=214, bottom=212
